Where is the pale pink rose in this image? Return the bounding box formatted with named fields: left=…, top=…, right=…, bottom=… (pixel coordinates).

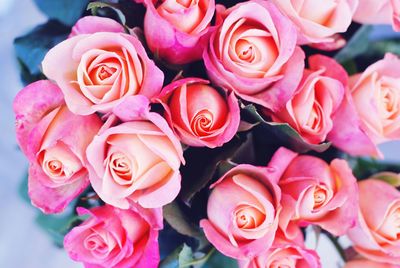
left=278, top=150, right=358, bottom=239
left=329, top=53, right=400, bottom=157
left=13, top=80, right=102, bottom=213
left=271, top=55, right=345, bottom=144
left=200, top=149, right=298, bottom=259
left=238, top=235, right=321, bottom=268
left=353, top=0, right=400, bottom=31
left=69, top=16, right=125, bottom=38
left=345, top=258, right=399, bottom=268
left=42, top=31, right=164, bottom=115
left=86, top=95, right=184, bottom=209
left=271, top=0, right=358, bottom=46
left=141, top=0, right=215, bottom=64
left=64, top=204, right=162, bottom=268
left=347, top=179, right=400, bottom=265
left=156, top=78, right=240, bottom=148
left=203, top=0, right=305, bottom=112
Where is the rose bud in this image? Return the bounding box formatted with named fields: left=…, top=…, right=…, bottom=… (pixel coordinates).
left=347, top=179, right=400, bottom=265
left=200, top=161, right=286, bottom=259
left=238, top=234, right=321, bottom=268
left=329, top=53, right=400, bottom=157
left=271, top=0, right=358, bottom=47
left=14, top=80, right=102, bottom=213
left=64, top=204, right=162, bottom=268
left=140, top=0, right=215, bottom=64
left=86, top=95, right=184, bottom=209
left=353, top=0, right=400, bottom=32
left=203, top=0, right=305, bottom=112
left=271, top=55, right=345, bottom=145
left=69, top=16, right=125, bottom=38
left=277, top=149, right=358, bottom=239
left=157, top=78, right=240, bottom=148
left=345, top=258, right=399, bottom=268
left=42, top=31, right=164, bottom=115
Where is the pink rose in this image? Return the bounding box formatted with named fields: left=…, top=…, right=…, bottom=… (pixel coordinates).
left=142, top=0, right=215, bottom=64
left=271, top=55, right=345, bottom=144
left=345, top=259, right=399, bottom=268
left=86, top=95, right=184, bottom=209
left=329, top=53, right=400, bottom=157
left=271, top=0, right=358, bottom=46
left=203, top=0, right=305, bottom=111
left=200, top=157, right=290, bottom=259
left=42, top=31, right=164, bottom=115
left=64, top=204, right=162, bottom=268
left=13, top=80, right=102, bottom=213
left=238, top=235, right=321, bottom=268
left=69, top=16, right=125, bottom=38
left=156, top=78, right=240, bottom=148
left=347, top=179, right=400, bottom=265
left=353, top=0, right=400, bottom=31
left=277, top=148, right=358, bottom=239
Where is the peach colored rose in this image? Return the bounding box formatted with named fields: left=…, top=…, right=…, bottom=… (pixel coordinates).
left=238, top=235, right=321, bottom=268
left=141, top=0, right=215, bottom=64
left=329, top=53, right=400, bottom=157
left=86, top=95, right=184, bottom=209
left=345, top=258, right=399, bottom=268
left=64, top=204, right=162, bottom=268
left=271, top=0, right=358, bottom=46
left=203, top=0, right=305, bottom=111
left=278, top=150, right=358, bottom=240
left=42, top=31, right=164, bottom=115
left=69, top=16, right=125, bottom=38
left=200, top=148, right=299, bottom=259
left=271, top=55, right=345, bottom=144
left=347, top=179, right=400, bottom=265
left=353, top=0, right=400, bottom=31
left=14, top=80, right=102, bottom=213
left=156, top=78, right=240, bottom=148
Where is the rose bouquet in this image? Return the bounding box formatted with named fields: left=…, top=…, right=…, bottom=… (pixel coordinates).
left=13, top=0, right=400, bottom=267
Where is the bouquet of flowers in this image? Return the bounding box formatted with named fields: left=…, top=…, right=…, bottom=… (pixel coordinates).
left=13, top=0, right=400, bottom=267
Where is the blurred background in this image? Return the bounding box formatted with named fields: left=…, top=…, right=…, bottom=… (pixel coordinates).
left=0, top=0, right=399, bottom=268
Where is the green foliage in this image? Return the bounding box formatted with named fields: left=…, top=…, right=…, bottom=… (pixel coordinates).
left=33, top=0, right=89, bottom=26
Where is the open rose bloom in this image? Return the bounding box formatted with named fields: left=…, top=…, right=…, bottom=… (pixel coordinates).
left=11, top=0, right=400, bottom=267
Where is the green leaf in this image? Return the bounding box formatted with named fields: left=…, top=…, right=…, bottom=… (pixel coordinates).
left=160, top=244, right=218, bottom=268
left=242, top=104, right=331, bottom=153
left=202, top=250, right=238, bottom=268
left=14, top=20, right=70, bottom=76
left=179, top=244, right=195, bottom=267
left=371, top=172, right=400, bottom=187
left=33, top=0, right=89, bottom=26
left=163, top=202, right=203, bottom=238
left=87, top=2, right=126, bottom=25
left=334, top=25, right=373, bottom=64
left=351, top=157, right=400, bottom=180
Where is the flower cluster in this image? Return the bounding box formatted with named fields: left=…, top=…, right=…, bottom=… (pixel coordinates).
left=14, top=0, right=400, bottom=267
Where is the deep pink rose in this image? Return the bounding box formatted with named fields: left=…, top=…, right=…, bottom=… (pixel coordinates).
left=353, top=0, right=400, bottom=31
left=271, top=0, right=358, bottom=46
left=345, top=258, right=399, bottom=268
left=329, top=53, right=400, bottom=157
left=200, top=150, right=297, bottom=259
left=203, top=0, right=305, bottom=111
left=64, top=204, right=162, bottom=268
left=277, top=148, right=358, bottom=239
left=86, top=95, right=184, bottom=209
left=14, top=80, right=102, bottom=213
left=238, top=235, right=321, bottom=268
left=69, top=16, right=125, bottom=38
left=347, top=179, right=400, bottom=265
left=141, top=0, right=215, bottom=64
left=156, top=78, right=240, bottom=148
left=42, top=31, right=164, bottom=115
left=271, top=55, right=345, bottom=144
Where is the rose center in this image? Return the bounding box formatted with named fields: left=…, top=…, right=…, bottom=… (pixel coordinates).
left=191, top=110, right=214, bottom=136
left=98, top=65, right=117, bottom=80
left=109, top=152, right=133, bottom=183
left=84, top=231, right=115, bottom=259
left=313, top=185, right=329, bottom=209
left=234, top=205, right=266, bottom=229
left=46, top=159, right=64, bottom=177
left=236, top=40, right=255, bottom=63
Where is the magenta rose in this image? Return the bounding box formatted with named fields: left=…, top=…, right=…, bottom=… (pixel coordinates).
left=276, top=148, right=358, bottom=239
left=14, top=80, right=102, bottom=213
left=64, top=204, right=162, bottom=268
left=42, top=31, right=164, bottom=115
left=203, top=0, right=305, bottom=111
left=271, top=55, right=345, bottom=144
left=347, top=179, right=400, bottom=265
left=141, top=0, right=215, bottom=64
left=329, top=53, right=400, bottom=157
left=156, top=78, right=240, bottom=148
left=69, top=16, right=125, bottom=38
left=86, top=96, right=184, bottom=209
